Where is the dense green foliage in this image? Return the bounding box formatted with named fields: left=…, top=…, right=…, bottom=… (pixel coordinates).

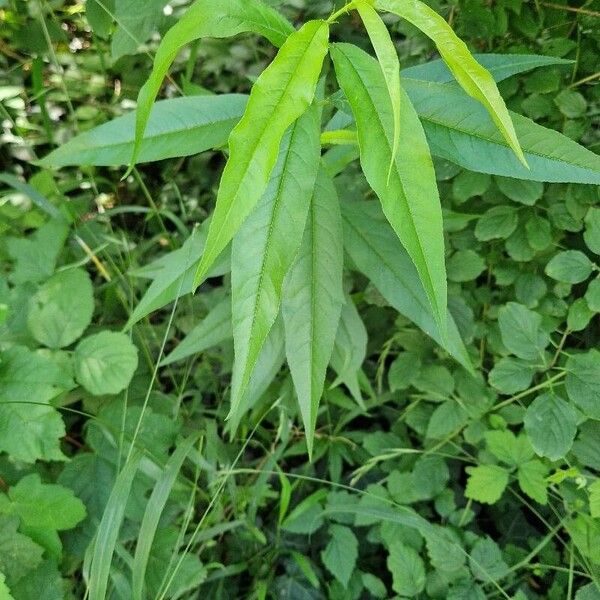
left=1, top=0, right=600, bottom=598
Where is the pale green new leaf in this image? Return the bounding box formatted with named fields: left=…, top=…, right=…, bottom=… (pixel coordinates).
left=321, top=525, right=358, bottom=589
left=331, top=43, right=447, bottom=334
left=39, top=95, right=247, bottom=168
left=193, top=20, right=330, bottom=289
left=356, top=0, right=401, bottom=176
left=229, top=101, right=322, bottom=423
left=403, top=79, right=600, bottom=184
left=376, top=0, right=526, bottom=166
left=282, top=169, right=344, bottom=456
left=129, top=0, right=294, bottom=168
left=341, top=199, right=471, bottom=371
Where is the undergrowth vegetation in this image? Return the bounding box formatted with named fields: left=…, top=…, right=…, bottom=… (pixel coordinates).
left=1, top=0, right=600, bottom=598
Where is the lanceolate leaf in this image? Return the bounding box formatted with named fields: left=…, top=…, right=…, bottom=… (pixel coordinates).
left=376, top=0, right=526, bottom=166
left=129, top=0, right=294, bottom=169
left=39, top=95, right=247, bottom=168
left=401, top=53, right=572, bottom=84
left=193, top=20, right=330, bottom=290
left=282, top=169, right=344, bottom=456
left=160, top=297, right=232, bottom=366
left=341, top=199, right=472, bottom=371
left=229, top=101, right=323, bottom=422
left=331, top=43, right=447, bottom=334
left=356, top=0, right=401, bottom=175
left=403, top=79, right=600, bottom=184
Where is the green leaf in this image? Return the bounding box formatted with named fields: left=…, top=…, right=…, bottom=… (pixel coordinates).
left=497, top=302, right=549, bottom=360
left=282, top=169, right=344, bottom=455
left=132, top=434, right=200, bottom=600
left=585, top=277, right=600, bottom=312
left=565, top=350, right=600, bottom=419
left=475, top=205, right=518, bottom=241
left=518, top=459, right=549, bottom=504
left=0, top=516, right=43, bottom=587
left=193, top=20, right=330, bottom=289
left=74, top=331, right=139, bottom=396
left=88, top=453, right=141, bottom=600
left=545, top=250, right=594, bottom=283
left=161, top=297, right=232, bottom=366
left=489, top=357, right=535, bottom=394
left=526, top=215, right=553, bottom=250
left=554, top=89, right=587, bottom=119
left=0, top=571, right=15, bottom=600
left=8, top=559, right=65, bottom=600
left=341, top=199, right=471, bottom=371
left=110, top=0, right=167, bottom=59
left=584, top=208, right=600, bottom=255
left=130, top=0, right=294, bottom=167
left=387, top=541, right=426, bottom=597
left=229, top=101, right=322, bottom=423
left=330, top=295, right=368, bottom=406
left=321, top=525, right=358, bottom=589
left=589, top=480, right=600, bottom=520
left=465, top=465, right=509, bottom=504
left=402, top=78, right=600, bottom=184
left=447, top=249, right=486, bottom=282
left=485, top=430, right=534, bottom=466
left=0, top=346, right=67, bottom=463
left=6, top=218, right=69, bottom=285
left=127, top=221, right=229, bottom=328
left=469, top=537, right=509, bottom=582
left=331, top=43, right=447, bottom=334
left=2, top=474, right=86, bottom=531
left=389, top=352, right=422, bottom=391
left=524, top=393, right=578, bottom=461
left=495, top=176, right=543, bottom=206
left=27, top=268, right=94, bottom=349
left=401, top=53, right=572, bottom=84
left=376, top=0, right=526, bottom=165
left=568, top=298, right=594, bottom=332
left=38, top=95, right=248, bottom=168
left=356, top=0, right=401, bottom=175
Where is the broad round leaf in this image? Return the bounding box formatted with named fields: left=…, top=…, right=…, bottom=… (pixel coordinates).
left=74, top=332, right=139, bottom=396
left=27, top=268, right=94, bottom=349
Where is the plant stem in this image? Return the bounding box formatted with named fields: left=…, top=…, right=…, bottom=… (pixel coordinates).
left=328, top=1, right=358, bottom=23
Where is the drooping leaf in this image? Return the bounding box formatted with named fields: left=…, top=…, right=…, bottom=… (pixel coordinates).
left=0, top=516, right=44, bottom=588
left=341, top=199, right=471, bottom=371
left=469, top=537, right=509, bottom=582
left=73, top=332, right=139, bottom=396
left=402, top=78, right=600, bottom=184
left=524, top=393, right=578, bottom=461
left=518, top=459, right=549, bottom=505
left=38, top=95, right=248, bottom=168
left=376, top=0, right=526, bottom=165
left=282, top=169, right=344, bottom=455
left=160, top=297, right=232, bottom=366
left=331, top=43, right=447, bottom=333
left=330, top=295, right=368, bottom=407
left=401, top=53, right=572, bottom=84
left=130, top=0, right=294, bottom=167
left=126, top=220, right=229, bottom=328
left=27, top=268, right=94, bottom=349
left=193, top=20, right=330, bottom=289
left=229, top=100, right=322, bottom=423
left=356, top=0, right=401, bottom=174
